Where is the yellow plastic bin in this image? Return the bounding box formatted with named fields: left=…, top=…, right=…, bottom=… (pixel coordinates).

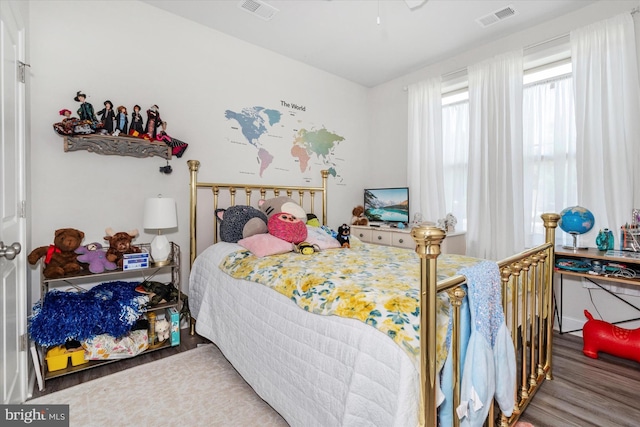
left=45, top=345, right=69, bottom=372
left=45, top=345, right=88, bottom=371
left=69, top=348, right=88, bottom=366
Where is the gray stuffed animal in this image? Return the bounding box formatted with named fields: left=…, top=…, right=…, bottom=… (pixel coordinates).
left=216, top=205, right=268, bottom=243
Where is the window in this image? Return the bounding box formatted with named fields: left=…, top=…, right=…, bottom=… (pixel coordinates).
left=440, top=58, right=576, bottom=246
left=523, top=72, right=577, bottom=246
left=442, top=99, right=469, bottom=230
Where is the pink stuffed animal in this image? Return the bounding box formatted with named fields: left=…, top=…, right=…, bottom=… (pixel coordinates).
left=268, top=212, right=307, bottom=244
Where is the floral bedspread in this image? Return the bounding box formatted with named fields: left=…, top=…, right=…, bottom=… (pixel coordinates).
left=220, top=238, right=484, bottom=370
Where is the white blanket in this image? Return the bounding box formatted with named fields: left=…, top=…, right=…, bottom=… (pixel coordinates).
left=189, top=243, right=420, bottom=427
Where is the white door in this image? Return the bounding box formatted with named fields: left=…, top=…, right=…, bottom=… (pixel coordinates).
left=1, top=1, right=28, bottom=404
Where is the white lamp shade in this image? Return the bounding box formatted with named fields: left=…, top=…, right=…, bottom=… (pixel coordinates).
left=143, top=197, right=177, bottom=230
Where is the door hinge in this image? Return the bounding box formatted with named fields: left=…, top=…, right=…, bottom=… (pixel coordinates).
left=19, top=200, right=26, bottom=218
left=20, top=333, right=28, bottom=352
left=17, top=61, right=30, bottom=84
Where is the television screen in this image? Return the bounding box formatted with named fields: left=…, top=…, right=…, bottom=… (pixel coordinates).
left=364, top=187, right=409, bottom=223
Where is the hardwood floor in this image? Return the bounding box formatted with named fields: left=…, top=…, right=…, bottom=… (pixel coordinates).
left=30, top=328, right=210, bottom=399
left=519, top=331, right=640, bottom=427
left=30, top=329, right=640, bottom=427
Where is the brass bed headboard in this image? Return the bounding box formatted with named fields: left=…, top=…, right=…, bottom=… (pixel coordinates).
left=188, top=160, right=329, bottom=267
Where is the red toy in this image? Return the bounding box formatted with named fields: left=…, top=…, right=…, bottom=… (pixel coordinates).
left=582, top=310, right=640, bottom=363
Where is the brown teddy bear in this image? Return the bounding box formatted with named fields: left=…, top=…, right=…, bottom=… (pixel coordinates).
left=351, top=205, right=369, bottom=226
left=104, top=228, right=142, bottom=268
left=28, top=228, right=85, bottom=279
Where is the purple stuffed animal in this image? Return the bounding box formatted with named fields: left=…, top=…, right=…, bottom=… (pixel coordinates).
left=75, top=242, right=117, bottom=274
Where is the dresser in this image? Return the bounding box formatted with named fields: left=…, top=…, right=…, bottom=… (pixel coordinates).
left=351, top=225, right=466, bottom=255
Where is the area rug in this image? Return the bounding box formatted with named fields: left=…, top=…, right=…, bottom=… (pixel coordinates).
left=29, top=344, right=537, bottom=427
left=29, top=344, right=288, bottom=426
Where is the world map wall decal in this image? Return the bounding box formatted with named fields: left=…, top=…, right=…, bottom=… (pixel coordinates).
left=224, top=102, right=345, bottom=181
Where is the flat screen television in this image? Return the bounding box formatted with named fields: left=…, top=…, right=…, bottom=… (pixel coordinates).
left=363, top=187, right=409, bottom=224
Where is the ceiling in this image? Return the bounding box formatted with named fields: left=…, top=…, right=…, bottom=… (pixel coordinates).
left=142, top=0, right=597, bottom=87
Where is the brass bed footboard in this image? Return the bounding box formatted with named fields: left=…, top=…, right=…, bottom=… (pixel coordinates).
left=411, top=213, right=560, bottom=427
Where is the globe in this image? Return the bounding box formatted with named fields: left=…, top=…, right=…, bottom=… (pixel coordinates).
left=559, top=206, right=595, bottom=250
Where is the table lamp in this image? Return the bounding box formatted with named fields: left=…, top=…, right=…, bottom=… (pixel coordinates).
left=143, top=195, right=177, bottom=266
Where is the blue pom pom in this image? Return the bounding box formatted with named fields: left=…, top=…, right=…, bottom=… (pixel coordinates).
left=29, top=281, right=148, bottom=347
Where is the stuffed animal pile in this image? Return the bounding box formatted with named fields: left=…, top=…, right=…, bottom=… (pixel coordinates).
left=216, top=196, right=345, bottom=254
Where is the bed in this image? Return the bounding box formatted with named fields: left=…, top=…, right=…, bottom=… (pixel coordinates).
left=186, top=160, right=560, bottom=427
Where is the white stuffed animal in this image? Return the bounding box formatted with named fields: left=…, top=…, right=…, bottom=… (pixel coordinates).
left=155, top=318, right=170, bottom=342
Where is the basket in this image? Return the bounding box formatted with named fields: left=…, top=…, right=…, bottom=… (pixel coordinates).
left=45, top=345, right=88, bottom=371
left=620, top=227, right=640, bottom=252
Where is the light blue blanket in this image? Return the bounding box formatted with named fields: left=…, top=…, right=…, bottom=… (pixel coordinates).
left=438, top=260, right=516, bottom=427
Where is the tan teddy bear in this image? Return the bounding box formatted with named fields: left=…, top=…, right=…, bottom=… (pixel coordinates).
left=351, top=205, right=369, bottom=226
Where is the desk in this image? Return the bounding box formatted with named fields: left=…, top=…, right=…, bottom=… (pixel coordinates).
left=554, top=246, right=640, bottom=333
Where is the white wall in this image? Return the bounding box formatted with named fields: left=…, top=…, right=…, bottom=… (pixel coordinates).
left=28, top=0, right=640, bottom=332
left=368, top=0, right=640, bottom=332
left=28, top=0, right=370, bottom=300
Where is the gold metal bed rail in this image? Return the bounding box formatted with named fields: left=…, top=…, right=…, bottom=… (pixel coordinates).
left=411, top=213, right=560, bottom=427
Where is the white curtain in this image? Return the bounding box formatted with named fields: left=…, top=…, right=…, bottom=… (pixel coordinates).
left=571, top=12, right=640, bottom=246
left=407, top=78, right=446, bottom=223
left=522, top=75, right=577, bottom=247
left=467, top=51, right=524, bottom=260
left=442, top=101, right=469, bottom=230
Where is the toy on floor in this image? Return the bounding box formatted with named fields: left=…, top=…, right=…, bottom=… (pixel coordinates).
left=582, top=310, right=640, bottom=363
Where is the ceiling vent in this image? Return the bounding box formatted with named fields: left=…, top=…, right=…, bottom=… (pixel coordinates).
left=238, top=0, right=279, bottom=21
left=476, top=5, right=517, bottom=28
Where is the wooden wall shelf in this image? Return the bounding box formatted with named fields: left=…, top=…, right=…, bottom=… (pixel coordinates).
left=63, top=135, right=171, bottom=160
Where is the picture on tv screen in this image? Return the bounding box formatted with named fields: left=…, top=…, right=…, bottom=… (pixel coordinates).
left=364, top=187, right=409, bottom=223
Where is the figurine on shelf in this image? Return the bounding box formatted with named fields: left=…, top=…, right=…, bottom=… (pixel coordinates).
left=155, top=121, right=189, bottom=158
left=145, top=104, right=162, bottom=139
left=129, top=104, right=144, bottom=136
left=53, top=109, right=78, bottom=135
left=74, top=91, right=98, bottom=127
left=411, top=212, right=423, bottom=228
left=97, top=100, right=116, bottom=134
left=114, top=105, right=128, bottom=136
